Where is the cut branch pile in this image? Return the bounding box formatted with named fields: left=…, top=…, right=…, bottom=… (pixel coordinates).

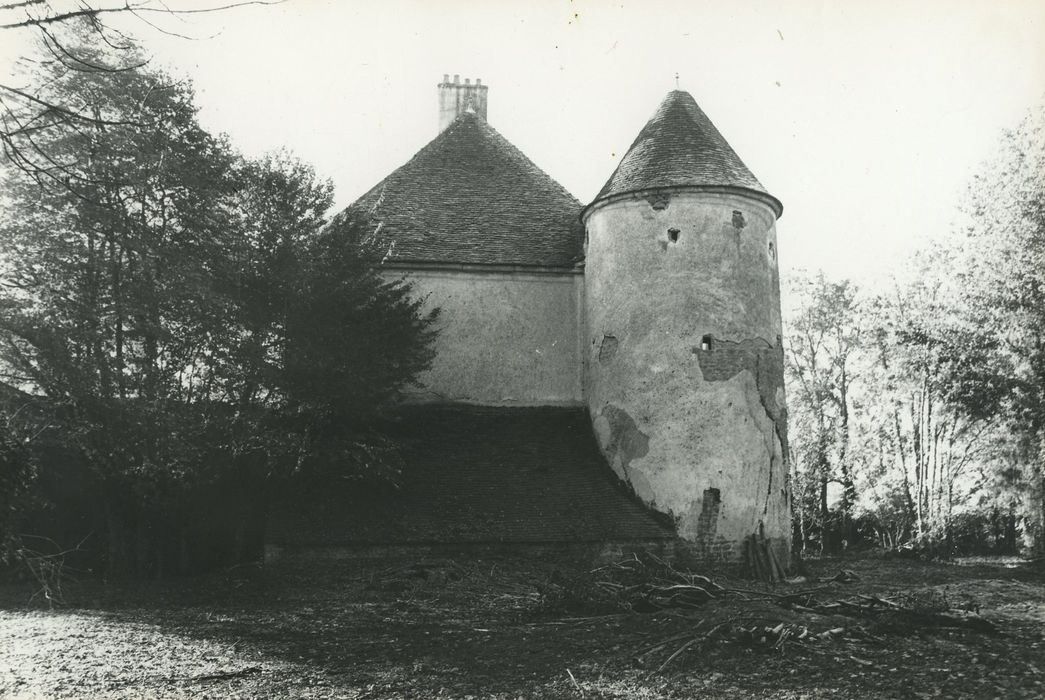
left=782, top=592, right=998, bottom=634
left=632, top=587, right=999, bottom=673
left=634, top=619, right=846, bottom=672
left=536, top=552, right=999, bottom=674
left=587, top=553, right=724, bottom=612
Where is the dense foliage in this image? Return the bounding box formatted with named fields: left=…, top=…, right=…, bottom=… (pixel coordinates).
left=786, top=105, right=1045, bottom=556
left=0, top=31, right=438, bottom=574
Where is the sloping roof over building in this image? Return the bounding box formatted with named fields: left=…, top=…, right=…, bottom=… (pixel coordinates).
left=589, top=90, right=782, bottom=217
left=333, top=113, right=585, bottom=268
left=268, top=406, right=675, bottom=546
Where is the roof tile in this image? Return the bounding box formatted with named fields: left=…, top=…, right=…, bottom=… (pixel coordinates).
left=333, top=113, right=585, bottom=267
left=268, top=406, right=675, bottom=545
left=591, top=90, right=782, bottom=217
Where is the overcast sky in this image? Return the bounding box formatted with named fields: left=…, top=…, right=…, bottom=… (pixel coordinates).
left=4, top=0, right=1044, bottom=287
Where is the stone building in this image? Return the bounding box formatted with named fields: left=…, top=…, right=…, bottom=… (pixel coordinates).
left=268, top=76, right=789, bottom=563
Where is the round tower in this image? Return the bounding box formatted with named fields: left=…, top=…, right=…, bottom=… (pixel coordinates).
left=583, top=90, right=789, bottom=562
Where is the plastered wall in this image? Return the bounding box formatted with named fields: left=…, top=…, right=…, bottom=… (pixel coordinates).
left=584, top=190, right=790, bottom=560
left=385, top=267, right=584, bottom=405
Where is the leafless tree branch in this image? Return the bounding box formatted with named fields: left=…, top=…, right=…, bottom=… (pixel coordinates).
left=0, top=80, right=144, bottom=128
left=38, top=23, right=147, bottom=71
left=0, top=1, right=46, bottom=11
left=0, top=0, right=283, bottom=30
left=1, top=0, right=284, bottom=198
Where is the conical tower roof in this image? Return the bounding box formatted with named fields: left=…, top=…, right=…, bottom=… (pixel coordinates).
left=588, top=90, right=782, bottom=217
left=334, top=112, right=584, bottom=268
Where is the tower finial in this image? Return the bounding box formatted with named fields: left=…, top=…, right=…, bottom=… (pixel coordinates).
left=674, top=72, right=679, bottom=89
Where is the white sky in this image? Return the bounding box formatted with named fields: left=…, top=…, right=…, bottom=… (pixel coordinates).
left=4, top=0, right=1045, bottom=287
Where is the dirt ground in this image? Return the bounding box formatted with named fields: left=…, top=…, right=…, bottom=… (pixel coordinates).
left=0, top=552, right=1043, bottom=699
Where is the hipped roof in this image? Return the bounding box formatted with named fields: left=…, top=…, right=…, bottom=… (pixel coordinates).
left=334, top=112, right=584, bottom=268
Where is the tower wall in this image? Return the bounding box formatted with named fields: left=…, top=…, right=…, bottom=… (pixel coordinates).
left=583, top=189, right=790, bottom=561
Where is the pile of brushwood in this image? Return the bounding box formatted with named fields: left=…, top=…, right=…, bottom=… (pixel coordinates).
left=538, top=552, right=998, bottom=673
left=538, top=552, right=724, bottom=614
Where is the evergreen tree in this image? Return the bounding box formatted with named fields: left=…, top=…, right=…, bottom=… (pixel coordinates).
left=0, top=33, right=438, bottom=574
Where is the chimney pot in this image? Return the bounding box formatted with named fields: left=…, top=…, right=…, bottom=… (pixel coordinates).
left=437, top=73, right=489, bottom=133
left=476, top=78, right=482, bottom=85
left=442, top=73, right=449, bottom=83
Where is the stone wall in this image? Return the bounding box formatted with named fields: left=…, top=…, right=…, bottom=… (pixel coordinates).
left=584, top=189, right=790, bottom=560
left=383, top=266, right=584, bottom=405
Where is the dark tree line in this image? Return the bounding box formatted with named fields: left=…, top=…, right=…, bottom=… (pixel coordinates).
left=0, top=21, right=438, bottom=576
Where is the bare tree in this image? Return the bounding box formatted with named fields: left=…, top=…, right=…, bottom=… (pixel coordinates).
left=0, top=0, right=281, bottom=192
left=785, top=272, right=863, bottom=553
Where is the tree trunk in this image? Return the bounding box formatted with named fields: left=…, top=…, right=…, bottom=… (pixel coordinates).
left=1035, top=430, right=1045, bottom=557
left=818, top=436, right=831, bottom=554
left=838, top=364, right=855, bottom=548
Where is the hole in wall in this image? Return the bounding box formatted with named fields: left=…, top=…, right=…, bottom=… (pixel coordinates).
left=697, top=487, right=723, bottom=539
left=768, top=241, right=775, bottom=259
left=668, top=228, right=680, bottom=243
left=732, top=210, right=746, bottom=229
left=700, top=335, right=713, bottom=351
left=598, top=334, right=619, bottom=363
left=646, top=192, right=671, bottom=210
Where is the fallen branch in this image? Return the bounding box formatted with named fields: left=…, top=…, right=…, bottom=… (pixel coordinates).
left=655, top=634, right=703, bottom=673
left=566, top=668, right=583, bottom=697
left=802, top=597, right=998, bottom=634
left=191, top=666, right=263, bottom=683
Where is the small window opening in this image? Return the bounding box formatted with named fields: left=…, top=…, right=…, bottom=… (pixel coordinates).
left=704, top=487, right=721, bottom=505
left=667, top=228, right=680, bottom=243
left=768, top=241, right=776, bottom=259
left=599, top=334, right=619, bottom=363
left=700, top=335, right=713, bottom=351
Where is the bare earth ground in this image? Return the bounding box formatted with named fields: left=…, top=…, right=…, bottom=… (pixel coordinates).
left=0, top=553, right=1043, bottom=699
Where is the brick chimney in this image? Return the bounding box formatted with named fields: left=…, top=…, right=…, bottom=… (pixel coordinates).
left=438, top=74, right=488, bottom=132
